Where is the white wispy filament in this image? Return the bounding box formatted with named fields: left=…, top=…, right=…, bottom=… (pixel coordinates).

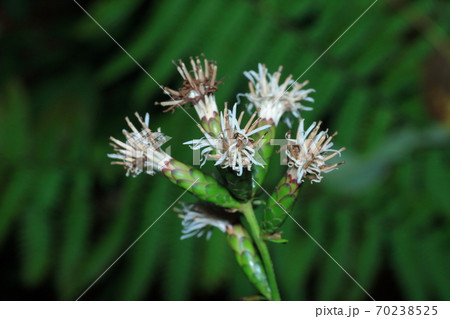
left=176, top=203, right=233, bottom=240
left=242, top=63, right=315, bottom=126
left=108, top=113, right=172, bottom=177
left=185, top=104, right=271, bottom=176
left=285, top=119, right=345, bottom=184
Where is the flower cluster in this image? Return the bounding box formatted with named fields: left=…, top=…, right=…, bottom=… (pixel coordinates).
left=175, top=202, right=237, bottom=240
left=285, top=120, right=345, bottom=184
left=242, top=63, right=315, bottom=126
left=108, top=113, right=171, bottom=177
left=185, top=104, right=271, bottom=176
left=155, top=56, right=220, bottom=120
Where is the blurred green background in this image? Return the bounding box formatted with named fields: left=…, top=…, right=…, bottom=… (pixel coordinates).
left=1, top=0, right=449, bottom=300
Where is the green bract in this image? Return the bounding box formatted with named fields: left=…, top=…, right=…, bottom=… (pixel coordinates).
left=226, top=224, right=271, bottom=300
left=162, top=159, right=241, bottom=210
left=262, top=173, right=301, bottom=235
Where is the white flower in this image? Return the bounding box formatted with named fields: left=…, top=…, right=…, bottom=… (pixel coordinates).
left=108, top=113, right=172, bottom=177
left=242, top=63, right=314, bottom=126
left=175, top=203, right=234, bottom=240
left=156, top=56, right=220, bottom=120
left=185, top=104, right=271, bottom=176
left=285, top=119, right=345, bottom=184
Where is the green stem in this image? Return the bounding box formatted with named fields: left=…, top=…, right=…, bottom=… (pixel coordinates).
left=241, top=202, right=281, bottom=301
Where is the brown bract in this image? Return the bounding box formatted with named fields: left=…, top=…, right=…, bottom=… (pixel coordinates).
left=156, top=56, right=222, bottom=112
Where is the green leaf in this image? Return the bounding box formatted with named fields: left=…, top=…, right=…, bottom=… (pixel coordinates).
left=0, top=170, right=32, bottom=247
left=317, top=210, right=352, bottom=300
left=21, top=170, right=65, bottom=286
left=74, top=178, right=143, bottom=298
left=0, top=80, right=30, bottom=163
left=98, top=0, right=191, bottom=84
left=56, top=170, right=92, bottom=299
left=119, top=177, right=172, bottom=300
left=74, top=0, right=142, bottom=40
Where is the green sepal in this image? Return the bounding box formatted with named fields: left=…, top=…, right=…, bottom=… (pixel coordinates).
left=261, top=172, right=301, bottom=235
left=252, top=120, right=276, bottom=194
left=226, top=224, right=272, bottom=300
left=200, top=113, right=221, bottom=138
left=219, top=167, right=252, bottom=201
left=162, top=159, right=241, bottom=210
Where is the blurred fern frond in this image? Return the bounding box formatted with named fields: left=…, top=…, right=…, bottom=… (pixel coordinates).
left=0, top=0, right=449, bottom=300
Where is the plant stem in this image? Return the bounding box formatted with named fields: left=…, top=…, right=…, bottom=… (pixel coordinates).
left=241, top=202, right=281, bottom=301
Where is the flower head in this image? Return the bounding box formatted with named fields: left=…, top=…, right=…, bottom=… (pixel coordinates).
left=185, top=104, right=271, bottom=176
left=175, top=202, right=236, bottom=240
left=285, top=119, right=345, bottom=184
left=242, top=64, right=314, bottom=126
left=156, top=56, right=221, bottom=120
left=108, top=113, right=171, bottom=177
